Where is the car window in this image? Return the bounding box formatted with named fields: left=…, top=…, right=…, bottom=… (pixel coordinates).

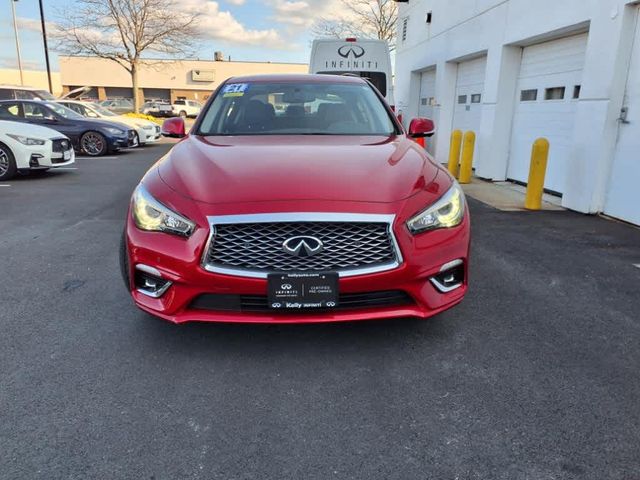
left=198, top=81, right=396, bottom=136
left=42, top=101, right=85, bottom=120
left=65, top=103, right=86, bottom=116
left=24, top=102, right=56, bottom=120
left=0, top=89, right=14, bottom=100
left=90, top=104, right=116, bottom=117
left=15, top=90, right=38, bottom=100
left=0, top=102, right=22, bottom=119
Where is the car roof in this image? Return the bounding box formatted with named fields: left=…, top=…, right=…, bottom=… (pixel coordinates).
left=0, top=84, right=47, bottom=90
left=224, top=73, right=367, bottom=84
left=0, top=99, right=50, bottom=104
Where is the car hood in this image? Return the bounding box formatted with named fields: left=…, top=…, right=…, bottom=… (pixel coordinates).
left=0, top=120, right=67, bottom=139
left=116, top=116, right=155, bottom=128
left=83, top=118, right=131, bottom=131
left=157, top=135, right=439, bottom=204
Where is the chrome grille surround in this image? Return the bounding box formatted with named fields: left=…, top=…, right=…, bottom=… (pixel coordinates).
left=201, top=213, right=403, bottom=278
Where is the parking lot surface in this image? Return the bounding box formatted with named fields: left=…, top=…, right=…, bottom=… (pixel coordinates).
left=1, top=144, right=639, bottom=479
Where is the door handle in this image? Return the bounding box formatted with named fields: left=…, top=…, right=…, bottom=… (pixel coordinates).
left=618, top=106, right=630, bottom=124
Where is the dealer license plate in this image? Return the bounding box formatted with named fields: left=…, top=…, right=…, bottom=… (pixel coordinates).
left=267, top=272, right=338, bottom=310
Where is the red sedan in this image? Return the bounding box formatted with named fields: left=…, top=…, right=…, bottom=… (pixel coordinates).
left=120, top=74, right=470, bottom=324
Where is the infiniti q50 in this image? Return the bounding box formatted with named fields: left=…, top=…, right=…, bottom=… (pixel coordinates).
left=120, top=74, right=470, bottom=323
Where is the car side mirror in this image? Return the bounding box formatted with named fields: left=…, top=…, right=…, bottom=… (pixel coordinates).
left=162, top=117, right=186, bottom=138
left=408, top=118, right=435, bottom=138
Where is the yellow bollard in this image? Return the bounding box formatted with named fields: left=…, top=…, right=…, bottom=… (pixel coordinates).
left=524, top=138, right=550, bottom=210
left=447, top=130, right=463, bottom=178
left=458, top=131, right=476, bottom=184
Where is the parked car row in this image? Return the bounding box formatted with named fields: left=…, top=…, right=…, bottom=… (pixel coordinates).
left=95, top=98, right=202, bottom=118
left=58, top=100, right=161, bottom=145
left=0, top=98, right=163, bottom=181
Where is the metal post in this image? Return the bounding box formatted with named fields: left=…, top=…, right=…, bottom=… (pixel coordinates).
left=524, top=138, right=550, bottom=210
left=447, top=130, right=463, bottom=178
left=38, top=0, right=53, bottom=94
left=458, top=131, right=476, bottom=184
left=11, top=0, right=24, bottom=86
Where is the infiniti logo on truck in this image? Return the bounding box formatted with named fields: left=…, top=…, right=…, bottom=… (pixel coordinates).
left=338, top=45, right=365, bottom=59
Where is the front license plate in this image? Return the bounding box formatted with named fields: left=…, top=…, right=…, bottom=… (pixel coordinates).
left=63, top=150, right=71, bottom=160
left=268, top=272, right=339, bottom=310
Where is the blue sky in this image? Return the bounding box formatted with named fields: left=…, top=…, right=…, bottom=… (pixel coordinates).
left=0, top=0, right=341, bottom=71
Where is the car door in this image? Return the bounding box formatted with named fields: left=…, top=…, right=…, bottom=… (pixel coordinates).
left=22, top=102, right=77, bottom=141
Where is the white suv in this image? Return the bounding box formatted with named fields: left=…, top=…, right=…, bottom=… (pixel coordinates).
left=0, top=85, right=57, bottom=101
left=171, top=99, right=202, bottom=118
left=0, top=120, right=75, bottom=181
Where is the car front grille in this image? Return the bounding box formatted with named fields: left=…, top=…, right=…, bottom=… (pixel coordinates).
left=189, top=290, right=414, bottom=313
left=52, top=138, right=71, bottom=153
left=202, top=213, right=401, bottom=278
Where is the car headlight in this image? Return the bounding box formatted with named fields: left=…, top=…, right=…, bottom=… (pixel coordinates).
left=7, top=134, right=46, bottom=146
left=406, top=182, right=466, bottom=234
left=105, top=127, right=125, bottom=135
left=131, top=184, right=195, bottom=236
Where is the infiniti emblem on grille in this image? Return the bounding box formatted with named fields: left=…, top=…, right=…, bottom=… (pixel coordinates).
left=282, top=236, right=324, bottom=257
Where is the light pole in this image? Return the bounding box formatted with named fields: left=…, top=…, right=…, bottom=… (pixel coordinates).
left=38, top=0, right=53, bottom=93
left=10, top=0, right=24, bottom=86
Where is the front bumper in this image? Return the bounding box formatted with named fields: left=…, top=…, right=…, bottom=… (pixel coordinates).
left=14, top=141, right=75, bottom=170
left=124, top=211, right=470, bottom=324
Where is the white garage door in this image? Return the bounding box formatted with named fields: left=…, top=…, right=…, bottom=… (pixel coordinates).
left=418, top=69, right=436, bottom=120
left=452, top=56, right=487, bottom=133
left=507, top=33, right=588, bottom=194
left=604, top=8, right=640, bottom=225
left=418, top=69, right=437, bottom=153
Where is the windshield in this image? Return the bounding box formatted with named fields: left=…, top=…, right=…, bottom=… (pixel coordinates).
left=90, top=104, right=117, bottom=117
left=197, top=81, right=396, bottom=136
left=44, top=102, right=85, bottom=120
left=34, top=90, right=56, bottom=100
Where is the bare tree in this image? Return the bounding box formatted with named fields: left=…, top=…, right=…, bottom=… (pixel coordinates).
left=312, top=0, right=397, bottom=50
left=55, top=0, right=201, bottom=112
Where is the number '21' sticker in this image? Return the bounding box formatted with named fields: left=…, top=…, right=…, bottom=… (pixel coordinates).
left=222, top=83, right=249, bottom=97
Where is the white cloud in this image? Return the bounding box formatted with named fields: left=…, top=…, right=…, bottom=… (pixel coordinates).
left=268, top=0, right=346, bottom=29
left=179, top=0, right=288, bottom=48
left=225, top=0, right=246, bottom=5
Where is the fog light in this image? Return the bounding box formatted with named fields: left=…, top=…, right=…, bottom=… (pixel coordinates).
left=134, top=264, right=172, bottom=298
left=29, top=154, right=43, bottom=167
left=430, top=259, right=464, bottom=293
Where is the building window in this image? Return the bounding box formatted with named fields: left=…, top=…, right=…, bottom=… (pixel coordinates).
left=573, top=85, right=581, bottom=99
left=402, top=18, right=408, bottom=42
left=426, top=11, right=432, bottom=24
left=471, top=94, right=481, bottom=104
left=421, top=97, right=427, bottom=106
left=458, top=95, right=467, bottom=104
left=545, top=87, right=566, bottom=100
left=520, top=89, right=538, bottom=102
left=428, top=97, right=435, bottom=106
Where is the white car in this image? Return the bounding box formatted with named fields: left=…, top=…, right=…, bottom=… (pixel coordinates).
left=56, top=100, right=161, bottom=145
left=0, top=120, right=75, bottom=181
left=171, top=99, right=202, bottom=118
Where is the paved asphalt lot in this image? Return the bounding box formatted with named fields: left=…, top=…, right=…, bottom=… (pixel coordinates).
left=1, top=143, right=639, bottom=480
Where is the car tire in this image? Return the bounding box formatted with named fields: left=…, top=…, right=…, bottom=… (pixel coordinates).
left=0, top=142, right=17, bottom=182
left=179, top=110, right=187, bottom=118
left=119, top=229, right=131, bottom=291
left=80, top=131, right=108, bottom=157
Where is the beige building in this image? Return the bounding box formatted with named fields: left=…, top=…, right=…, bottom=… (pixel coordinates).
left=0, top=69, right=63, bottom=96
left=59, top=56, right=308, bottom=103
